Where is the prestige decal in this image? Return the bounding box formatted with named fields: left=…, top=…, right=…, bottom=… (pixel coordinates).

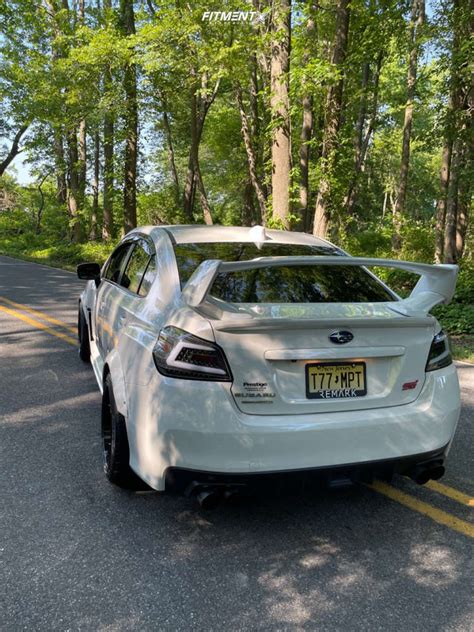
left=233, top=380, right=276, bottom=404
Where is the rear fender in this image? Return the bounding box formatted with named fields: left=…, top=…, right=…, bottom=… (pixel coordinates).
left=104, top=349, right=128, bottom=417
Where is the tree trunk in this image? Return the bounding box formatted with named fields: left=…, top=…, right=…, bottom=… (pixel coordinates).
left=195, top=165, right=213, bottom=225
left=78, top=119, right=87, bottom=205
left=436, top=0, right=472, bottom=262
left=313, top=0, right=350, bottom=239
left=102, top=76, right=114, bottom=241
left=392, top=0, right=425, bottom=250
left=345, top=53, right=383, bottom=216
left=236, top=84, right=267, bottom=225
left=242, top=179, right=256, bottom=226
left=182, top=72, right=219, bottom=222
left=77, top=0, right=87, bottom=206
left=121, top=0, right=138, bottom=235
left=35, top=172, right=50, bottom=235
left=101, top=1, right=114, bottom=240
left=270, top=0, right=292, bottom=227
left=444, top=139, right=461, bottom=263
left=249, top=54, right=260, bottom=140
left=299, top=4, right=317, bottom=232
left=299, top=94, right=313, bottom=232
left=355, top=63, right=371, bottom=165
left=54, top=131, right=67, bottom=204
left=455, top=182, right=469, bottom=260
left=66, top=128, right=83, bottom=243
left=90, top=130, right=100, bottom=241
left=0, top=125, right=28, bottom=177
left=183, top=80, right=199, bottom=221
left=434, top=140, right=452, bottom=262
left=160, top=94, right=180, bottom=207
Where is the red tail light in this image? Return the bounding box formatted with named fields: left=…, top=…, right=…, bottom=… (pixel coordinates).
left=152, top=326, right=232, bottom=381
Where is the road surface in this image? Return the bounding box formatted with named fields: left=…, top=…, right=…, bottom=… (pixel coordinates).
left=1, top=254, right=473, bottom=631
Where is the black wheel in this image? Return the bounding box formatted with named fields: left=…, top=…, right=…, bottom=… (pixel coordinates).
left=78, top=303, right=91, bottom=363
left=101, top=374, right=145, bottom=490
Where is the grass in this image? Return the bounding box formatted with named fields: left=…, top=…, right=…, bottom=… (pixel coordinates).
left=0, top=236, right=114, bottom=272
left=0, top=237, right=472, bottom=364
left=450, top=336, right=474, bottom=364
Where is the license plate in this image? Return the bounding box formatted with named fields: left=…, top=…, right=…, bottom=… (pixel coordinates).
left=305, top=362, right=367, bottom=399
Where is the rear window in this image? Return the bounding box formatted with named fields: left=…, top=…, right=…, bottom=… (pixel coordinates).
left=174, top=242, right=394, bottom=303
left=174, top=242, right=342, bottom=283
left=211, top=265, right=394, bottom=303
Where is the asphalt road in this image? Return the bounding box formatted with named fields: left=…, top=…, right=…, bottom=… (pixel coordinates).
left=1, top=254, right=473, bottom=632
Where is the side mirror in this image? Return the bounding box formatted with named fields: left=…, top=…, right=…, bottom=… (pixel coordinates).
left=77, top=262, right=101, bottom=287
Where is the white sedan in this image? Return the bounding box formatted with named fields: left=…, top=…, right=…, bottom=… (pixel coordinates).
left=77, top=225, right=461, bottom=507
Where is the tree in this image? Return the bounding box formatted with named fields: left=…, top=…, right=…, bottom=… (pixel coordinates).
left=435, top=0, right=473, bottom=263
left=236, top=83, right=267, bottom=225
left=121, top=0, right=138, bottom=234
left=0, top=125, right=28, bottom=177
left=102, top=0, right=115, bottom=241
left=392, top=0, right=425, bottom=250
left=313, top=0, right=350, bottom=239
left=270, top=0, right=291, bottom=227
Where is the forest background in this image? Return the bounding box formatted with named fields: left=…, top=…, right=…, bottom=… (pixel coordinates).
left=0, top=0, right=472, bottom=358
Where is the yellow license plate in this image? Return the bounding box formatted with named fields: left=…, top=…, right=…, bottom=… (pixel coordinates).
left=305, top=362, right=367, bottom=399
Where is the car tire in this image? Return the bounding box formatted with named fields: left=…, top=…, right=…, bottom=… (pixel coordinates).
left=101, top=374, right=145, bottom=490
left=78, top=303, right=91, bottom=363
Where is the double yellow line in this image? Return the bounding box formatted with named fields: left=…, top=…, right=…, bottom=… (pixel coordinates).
left=0, top=295, right=77, bottom=346
left=0, top=294, right=473, bottom=537
left=369, top=481, right=474, bottom=538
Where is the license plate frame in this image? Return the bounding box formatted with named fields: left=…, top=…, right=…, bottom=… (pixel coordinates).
left=305, top=361, right=367, bottom=400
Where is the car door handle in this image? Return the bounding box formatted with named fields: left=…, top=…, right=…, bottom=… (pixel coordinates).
left=118, top=315, right=127, bottom=326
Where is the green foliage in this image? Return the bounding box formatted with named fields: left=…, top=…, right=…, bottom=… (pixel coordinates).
left=433, top=262, right=474, bottom=336
left=0, top=224, right=114, bottom=270
left=434, top=303, right=474, bottom=336
left=0, top=0, right=472, bottom=353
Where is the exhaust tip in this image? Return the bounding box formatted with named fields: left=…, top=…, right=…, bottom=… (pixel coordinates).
left=409, top=462, right=445, bottom=485
left=430, top=465, right=445, bottom=481
left=196, top=490, right=222, bottom=510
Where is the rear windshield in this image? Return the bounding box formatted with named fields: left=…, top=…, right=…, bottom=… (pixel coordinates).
left=174, top=242, right=394, bottom=303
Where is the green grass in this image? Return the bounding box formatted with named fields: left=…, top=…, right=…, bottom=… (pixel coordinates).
left=450, top=336, right=474, bottom=364
left=0, top=237, right=114, bottom=272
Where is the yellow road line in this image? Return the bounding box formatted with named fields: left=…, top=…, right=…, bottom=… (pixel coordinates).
left=0, top=304, right=77, bottom=347
left=369, top=481, right=474, bottom=539
left=424, top=480, right=474, bottom=508
left=0, top=295, right=77, bottom=335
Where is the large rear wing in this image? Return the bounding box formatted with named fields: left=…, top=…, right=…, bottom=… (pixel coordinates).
left=181, top=256, right=458, bottom=316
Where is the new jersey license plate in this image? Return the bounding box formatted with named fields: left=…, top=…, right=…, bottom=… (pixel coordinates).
left=305, top=362, right=367, bottom=399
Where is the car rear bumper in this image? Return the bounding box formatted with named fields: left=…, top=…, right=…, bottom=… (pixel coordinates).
left=164, top=445, right=449, bottom=494
left=126, top=364, right=460, bottom=491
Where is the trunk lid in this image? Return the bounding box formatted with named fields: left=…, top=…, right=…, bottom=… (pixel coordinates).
left=180, top=254, right=457, bottom=416
left=210, top=303, right=435, bottom=415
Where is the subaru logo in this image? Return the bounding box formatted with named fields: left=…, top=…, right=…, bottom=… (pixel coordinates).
left=329, top=331, right=354, bottom=344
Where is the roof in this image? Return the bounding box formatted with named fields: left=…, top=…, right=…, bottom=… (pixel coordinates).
left=135, top=224, right=336, bottom=249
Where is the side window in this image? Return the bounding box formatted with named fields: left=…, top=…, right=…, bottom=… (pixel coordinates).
left=138, top=254, right=157, bottom=297
left=104, top=243, right=133, bottom=284
left=121, top=240, right=157, bottom=296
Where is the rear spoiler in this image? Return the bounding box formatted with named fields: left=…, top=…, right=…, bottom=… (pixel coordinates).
left=181, top=256, right=458, bottom=316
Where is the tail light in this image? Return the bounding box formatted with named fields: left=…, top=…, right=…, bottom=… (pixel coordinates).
left=425, top=330, right=452, bottom=372
left=152, top=326, right=232, bottom=381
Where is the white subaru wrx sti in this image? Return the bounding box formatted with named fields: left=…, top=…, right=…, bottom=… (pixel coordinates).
left=77, top=225, right=461, bottom=504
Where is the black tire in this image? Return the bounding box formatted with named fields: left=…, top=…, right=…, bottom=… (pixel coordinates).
left=101, top=374, right=145, bottom=490
left=78, top=303, right=91, bottom=363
